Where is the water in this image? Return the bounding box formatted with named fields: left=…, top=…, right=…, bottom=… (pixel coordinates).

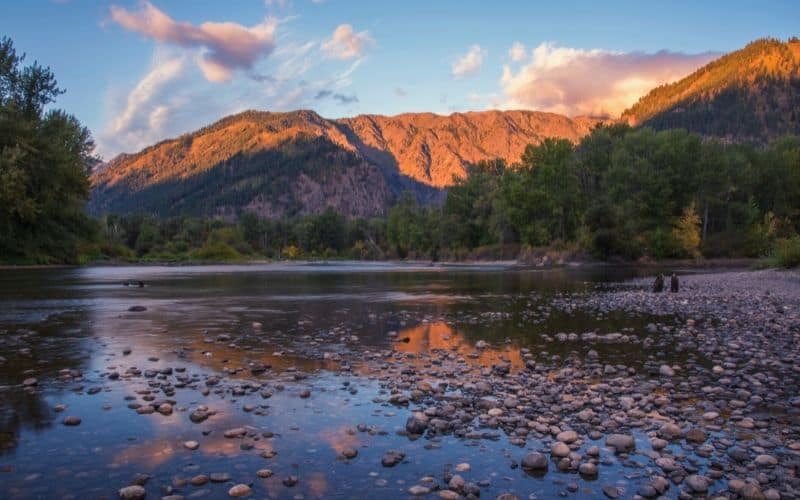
left=0, top=263, right=682, bottom=499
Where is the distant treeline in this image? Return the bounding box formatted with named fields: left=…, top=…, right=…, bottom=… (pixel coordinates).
left=81, top=124, right=800, bottom=267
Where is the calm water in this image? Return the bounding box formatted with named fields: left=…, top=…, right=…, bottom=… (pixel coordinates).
left=0, top=263, right=680, bottom=499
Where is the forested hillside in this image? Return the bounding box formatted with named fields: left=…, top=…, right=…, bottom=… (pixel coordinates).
left=623, top=38, right=800, bottom=142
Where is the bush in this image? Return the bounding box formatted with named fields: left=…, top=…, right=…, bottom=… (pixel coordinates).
left=190, top=241, right=241, bottom=261
left=772, top=236, right=800, bottom=268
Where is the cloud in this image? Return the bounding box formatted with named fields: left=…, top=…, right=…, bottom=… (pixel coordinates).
left=452, top=44, right=485, bottom=78
left=99, top=49, right=188, bottom=157
left=110, top=1, right=277, bottom=83
left=500, top=42, right=717, bottom=117
left=314, top=89, right=358, bottom=105
left=509, top=42, right=525, bottom=62
left=321, top=24, right=372, bottom=60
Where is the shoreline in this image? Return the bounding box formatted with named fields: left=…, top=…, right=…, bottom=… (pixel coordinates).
left=0, top=256, right=761, bottom=271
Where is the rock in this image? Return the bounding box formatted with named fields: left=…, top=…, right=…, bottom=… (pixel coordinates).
left=405, top=412, right=428, bottom=434
left=22, top=377, right=37, bottom=387
left=521, top=452, right=548, bottom=470
left=189, top=410, right=208, bottom=423
left=551, top=442, right=570, bottom=458
left=190, top=475, right=209, bottom=486
left=228, top=484, right=251, bottom=497
left=754, top=454, right=778, bottom=467
left=408, top=485, right=430, bottom=496
left=282, top=475, right=298, bottom=487
left=299, top=389, right=311, bottom=398
left=381, top=450, right=405, bottom=467
left=658, top=423, right=683, bottom=440
left=157, top=403, right=173, bottom=416
left=605, top=434, right=635, bottom=453
left=128, top=306, right=147, bottom=312
left=341, top=447, right=358, bottom=459
left=184, top=441, right=199, bottom=450
left=209, top=473, right=231, bottom=483
left=685, top=428, right=707, bottom=443
left=223, top=427, right=247, bottom=438
left=659, top=365, right=675, bottom=376
left=256, top=469, right=273, bottom=478
left=602, top=485, right=620, bottom=498
left=62, top=416, right=81, bottom=426
left=740, top=483, right=765, bottom=500
left=579, top=462, right=597, bottom=476
left=686, top=475, right=709, bottom=493
left=454, top=462, right=470, bottom=472
left=118, top=485, right=146, bottom=499
left=556, top=430, right=578, bottom=443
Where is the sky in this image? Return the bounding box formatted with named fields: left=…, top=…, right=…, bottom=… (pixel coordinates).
left=2, top=0, right=798, bottom=160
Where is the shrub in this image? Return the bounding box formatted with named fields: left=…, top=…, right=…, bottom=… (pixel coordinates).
left=772, top=236, right=800, bottom=268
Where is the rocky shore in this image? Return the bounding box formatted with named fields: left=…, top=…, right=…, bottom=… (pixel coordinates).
left=1, top=269, right=798, bottom=499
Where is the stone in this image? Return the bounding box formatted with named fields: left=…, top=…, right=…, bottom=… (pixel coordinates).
left=381, top=450, right=405, bottom=467
left=551, top=442, right=570, bottom=457
left=521, top=452, right=548, bottom=470
left=556, top=430, right=578, bottom=443
left=686, top=475, right=709, bottom=493
left=62, top=416, right=81, bottom=426
left=605, top=434, right=635, bottom=453
left=256, top=469, right=273, bottom=478
left=754, top=454, right=778, bottom=467
left=659, top=365, right=675, bottom=376
left=118, top=485, right=146, bottom=500
left=341, top=447, right=358, bottom=459
left=408, top=486, right=430, bottom=496
left=184, top=441, right=199, bottom=450
left=658, top=423, right=683, bottom=440
left=405, top=412, right=428, bottom=434
left=223, top=427, right=247, bottom=438
left=579, top=462, right=597, bottom=476
left=228, top=484, right=251, bottom=497
left=282, top=475, right=298, bottom=487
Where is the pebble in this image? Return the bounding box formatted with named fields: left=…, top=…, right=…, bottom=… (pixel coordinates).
left=118, top=485, right=146, bottom=500
left=184, top=441, right=199, bottom=450
left=227, top=484, right=251, bottom=497
left=62, top=416, right=82, bottom=426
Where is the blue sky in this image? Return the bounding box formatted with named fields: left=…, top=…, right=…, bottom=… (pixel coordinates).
left=2, top=0, right=797, bottom=159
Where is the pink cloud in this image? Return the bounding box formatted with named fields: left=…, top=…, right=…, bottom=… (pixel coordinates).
left=110, top=1, right=276, bottom=83
left=500, top=42, right=718, bottom=117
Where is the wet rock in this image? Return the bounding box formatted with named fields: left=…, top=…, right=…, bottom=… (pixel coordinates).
left=521, top=452, right=548, bottom=471
left=551, top=442, right=570, bottom=458
left=408, top=485, right=430, bottom=496
left=210, top=473, right=231, bottom=483
left=381, top=450, right=405, bottom=467
left=228, top=484, right=251, bottom=497
left=754, top=454, right=778, bottom=467
left=605, top=434, right=635, bottom=453
left=579, top=462, right=597, bottom=476
left=183, top=441, right=199, bottom=450
left=685, top=428, right=707, bottom=443
left=190, top=475, right=209, bottom=486
left=340, top=447, right=358, bottom=459
left=256, top=469, right=273, bottom=478
left=157, top=403, right=173, bottom=416
left=685, top=474, right=710, bottom=493
left=405, top=412, right=428, bottom=435
left=282, top=475, right=298, bottom=487
left=22, top=377, right=37, bottom=387
left=602, top=485, right=621, bottom=498
left=118, top=485, right=146, bottom=499
left=556, top=430, right=578, bottom=444
left=223, top=427, right=247, bottom=439
left=62, top=416, right=82, bottom=426
left=128, top=306, right=147, bottom=312
left=658, top=423, right=683, bottom=440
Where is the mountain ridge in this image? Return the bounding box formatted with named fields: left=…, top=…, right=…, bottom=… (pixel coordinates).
left=89, top=109, right=602, bottom=217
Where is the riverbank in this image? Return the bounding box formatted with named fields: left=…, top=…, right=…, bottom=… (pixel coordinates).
left=1, top=267, right=797, bottom=499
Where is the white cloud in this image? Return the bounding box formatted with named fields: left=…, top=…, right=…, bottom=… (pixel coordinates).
left=452, top=44, right=485, bottom=78
left=110, top=1, right=277, bottom=83
left=321, top=24, right=372, bottom=60
left=500, top=42, right=717, bottom=117
left=99, top=49, right=187, bottom=157
left=509, top=42, right=525, bottom=62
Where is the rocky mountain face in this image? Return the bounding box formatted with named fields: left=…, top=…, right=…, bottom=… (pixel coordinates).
left=622, top=38, right=800, bottom=143
left=89, top=109, right=601, bottom=217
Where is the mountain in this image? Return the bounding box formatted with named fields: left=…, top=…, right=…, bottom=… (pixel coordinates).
left=89, top=109, right=601, bottom=217
left=622, top=38, right=800, bottom=142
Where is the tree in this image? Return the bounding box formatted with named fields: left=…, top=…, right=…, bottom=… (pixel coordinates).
left=673, top=203, right=702, bottom=257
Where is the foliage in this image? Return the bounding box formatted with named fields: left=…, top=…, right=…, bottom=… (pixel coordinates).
left=771, top=236, right=800, bottom=268
left=0, top=37, right=97, bottom=263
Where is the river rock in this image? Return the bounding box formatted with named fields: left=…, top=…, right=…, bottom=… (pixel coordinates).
left=118, top=485, right=146, bottom=499
left=228, top=484, right=251, bottom=497
left=521, top=452, right=548, bottom=470
left=605, top=434, right=635, bottom=452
